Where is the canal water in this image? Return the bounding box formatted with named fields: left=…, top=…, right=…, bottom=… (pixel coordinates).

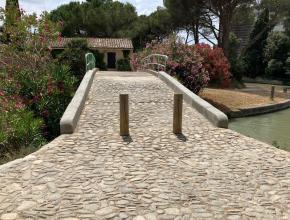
left=229, top=108, right=290, bottom=152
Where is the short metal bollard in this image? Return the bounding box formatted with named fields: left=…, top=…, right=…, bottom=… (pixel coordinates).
left=271, top=86, right=275, bottom=100
left=173, top=94, right=183, bottom=134
left=120, top=94, right=129, bottom=136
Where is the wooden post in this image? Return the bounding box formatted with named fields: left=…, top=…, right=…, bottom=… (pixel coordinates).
left=271, top=86, right=275, bottom=100
left=120, top=94, right=129, bottom=136
left=173, top=94, right=183, bottom=134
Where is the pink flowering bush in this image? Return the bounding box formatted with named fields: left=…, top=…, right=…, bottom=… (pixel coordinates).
left=132, top=38, right=209, bottom=94
left=195, top=44, right=231, bottom=88
left=132, top=38, right=232, bottom=93
left=0, top=9, right=77, bottom=138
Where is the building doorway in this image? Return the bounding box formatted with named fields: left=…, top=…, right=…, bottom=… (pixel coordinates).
left=107, top=52, right=116, bottom=69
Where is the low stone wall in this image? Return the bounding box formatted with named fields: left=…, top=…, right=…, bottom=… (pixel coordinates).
left=60, top=68, right=98, bottom=134
left=243, top=77, right=290, bottom=86
left=229, top=100, right=290, bottom=118
left=147, top=70, right=229, bottom=128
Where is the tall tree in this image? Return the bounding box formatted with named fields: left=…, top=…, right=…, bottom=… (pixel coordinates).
left=5, top=0, right=21, bottom=26
left=50, top=0, right=138, bottom=38
left=164, top=0, right=255, bottom=56
left=243, top=8, right=271, bottom=78
left=164, top=0, right=205, bottom=44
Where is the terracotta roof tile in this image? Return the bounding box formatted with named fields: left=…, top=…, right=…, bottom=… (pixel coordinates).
left=51, top=38, right=133, bottom=49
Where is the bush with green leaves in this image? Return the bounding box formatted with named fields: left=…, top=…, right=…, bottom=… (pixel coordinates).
left=117, top=58, right=132, bottom=71
left=0, top=94, right=45, bottom=164
left=264, top=32, right=290, bottom=77
left=56, top=39, right=107, bottom=82
left=0, top=9, right=77, bottom=142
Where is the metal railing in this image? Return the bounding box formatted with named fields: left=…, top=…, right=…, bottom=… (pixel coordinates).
left=141, top=54, right=168, bottom=72
left=85, top=53, right=96, bottom=72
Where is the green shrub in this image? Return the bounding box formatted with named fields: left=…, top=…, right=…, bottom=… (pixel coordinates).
left=91, top=50, right=107, bottom=71
left=117, top=58, right=132, bottom=71
left=56, top=39, right=107, bottom=82
left=264, top=32, right=290, bottom=78
left=57, top=39, right=89, bottom=81
left=264, top=32, right=290, bottom=65
left=0, top=108, right=45, bottom=164
left=265, top=59, right=284, bottom=77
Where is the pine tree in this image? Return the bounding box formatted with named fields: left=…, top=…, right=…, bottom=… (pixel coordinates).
left=243, top=8, right=271, bottom=78
left=5, top=0, right=21, bottom=27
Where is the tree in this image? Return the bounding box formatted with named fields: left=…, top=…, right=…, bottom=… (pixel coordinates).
left=50, top=0, right=138, bottom=38
left=5, top=0, right=21, bottom=27
left=164, top=0, right=255, bottom=56
left=264, top=32, right=290, bottom=77
left=164, top=0, right=205, bottom=44
left=243, top=8, right=271, bottom=78
left=50, top=2, right=83, bottom=36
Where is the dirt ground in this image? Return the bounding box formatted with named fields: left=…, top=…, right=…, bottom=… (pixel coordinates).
left=200, top=86, right=289, bottom=113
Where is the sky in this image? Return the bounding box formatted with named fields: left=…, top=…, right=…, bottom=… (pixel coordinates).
left=0, top=0, right=164, bottom=15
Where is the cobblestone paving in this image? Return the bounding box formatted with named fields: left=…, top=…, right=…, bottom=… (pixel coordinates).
left=0, top=71, right=290, bottom=220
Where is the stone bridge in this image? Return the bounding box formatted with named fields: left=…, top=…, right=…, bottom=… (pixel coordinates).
left=0, top=71, right=289, bottom=220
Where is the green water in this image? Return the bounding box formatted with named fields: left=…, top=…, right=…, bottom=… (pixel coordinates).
left=229, top=108, right=290, bottom=152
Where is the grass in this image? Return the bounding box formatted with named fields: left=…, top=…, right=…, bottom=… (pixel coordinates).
left=200, top=88, right=287, bottom=113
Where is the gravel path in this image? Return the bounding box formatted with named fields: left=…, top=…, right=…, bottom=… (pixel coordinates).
left=0, top=71, right=289, bottom=220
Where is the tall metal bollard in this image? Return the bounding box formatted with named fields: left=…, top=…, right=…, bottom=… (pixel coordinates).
left=173, top=94, right=183, bottom=134
left=120, top=94, right=129, bottom=136
left=271, top=86, right=275, bottom=100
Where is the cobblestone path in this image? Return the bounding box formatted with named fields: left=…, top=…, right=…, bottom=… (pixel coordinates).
left=0, top=71, right=290, bottom=220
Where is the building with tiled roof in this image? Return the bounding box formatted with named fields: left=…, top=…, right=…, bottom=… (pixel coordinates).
left=51, top=38, right=134, bottom=69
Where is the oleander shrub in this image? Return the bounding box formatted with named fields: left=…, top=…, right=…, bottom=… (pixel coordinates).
left=0, top=92, right=45, bottom=164
left=117, top=58, right=132, bottom=71
left=0, top=10, right=77, bottom=142
left=194, top=44, right=232, bottom=88
left=132, top=38, right=231, bottom=94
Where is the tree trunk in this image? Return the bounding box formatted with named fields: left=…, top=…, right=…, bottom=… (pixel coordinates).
left=194, top=22, right=199, bottom=44
left=219, top=10, right=233, bottom=57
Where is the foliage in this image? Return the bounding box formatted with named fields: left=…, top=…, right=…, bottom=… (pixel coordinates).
left=242, top=8, right=272, bottom=78
left=0, top=92, right=45, bottom=164
left=130, top=9, right=174, bottom=49
left=56, top=39, right=106, bottom=81
left=0, top=9, right=77, bottom=141
left=265, top=59, right=284, bottom=77
left=56, top=39, right=88, bottom=81
left=228, top=32, right=243, bottom=80
left=164, top=0, right=204, bottom=44
left=264, top=32, right=290, bottom=64
left=195, top=44, right=232, bottom=88
left=132, top=38, right=210, bottom=94
left=164, top=0, right=255, bottom=55
left=117, top=59, right=131, bottom=71
left=263, top=32, right=290, bottom=78
left=50, top=0, right=138, bottom=38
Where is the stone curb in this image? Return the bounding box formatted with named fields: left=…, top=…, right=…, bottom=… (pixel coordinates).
left=229, top=99, right=290, bottom=118
left=60, top=68, right=98, bottom=134
left=147, top=70, right=229, bottom=128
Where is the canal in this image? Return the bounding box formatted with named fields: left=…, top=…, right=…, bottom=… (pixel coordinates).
left=230, top=108, right=290, bottom=152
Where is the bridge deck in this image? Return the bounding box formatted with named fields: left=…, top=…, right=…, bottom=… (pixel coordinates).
left=0, top=71, right=289, bottom=219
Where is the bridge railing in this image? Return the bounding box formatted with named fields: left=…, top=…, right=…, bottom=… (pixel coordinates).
left=141, top=54, right=168, bottom=72
left=85, top=53, right=96, bottom=72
